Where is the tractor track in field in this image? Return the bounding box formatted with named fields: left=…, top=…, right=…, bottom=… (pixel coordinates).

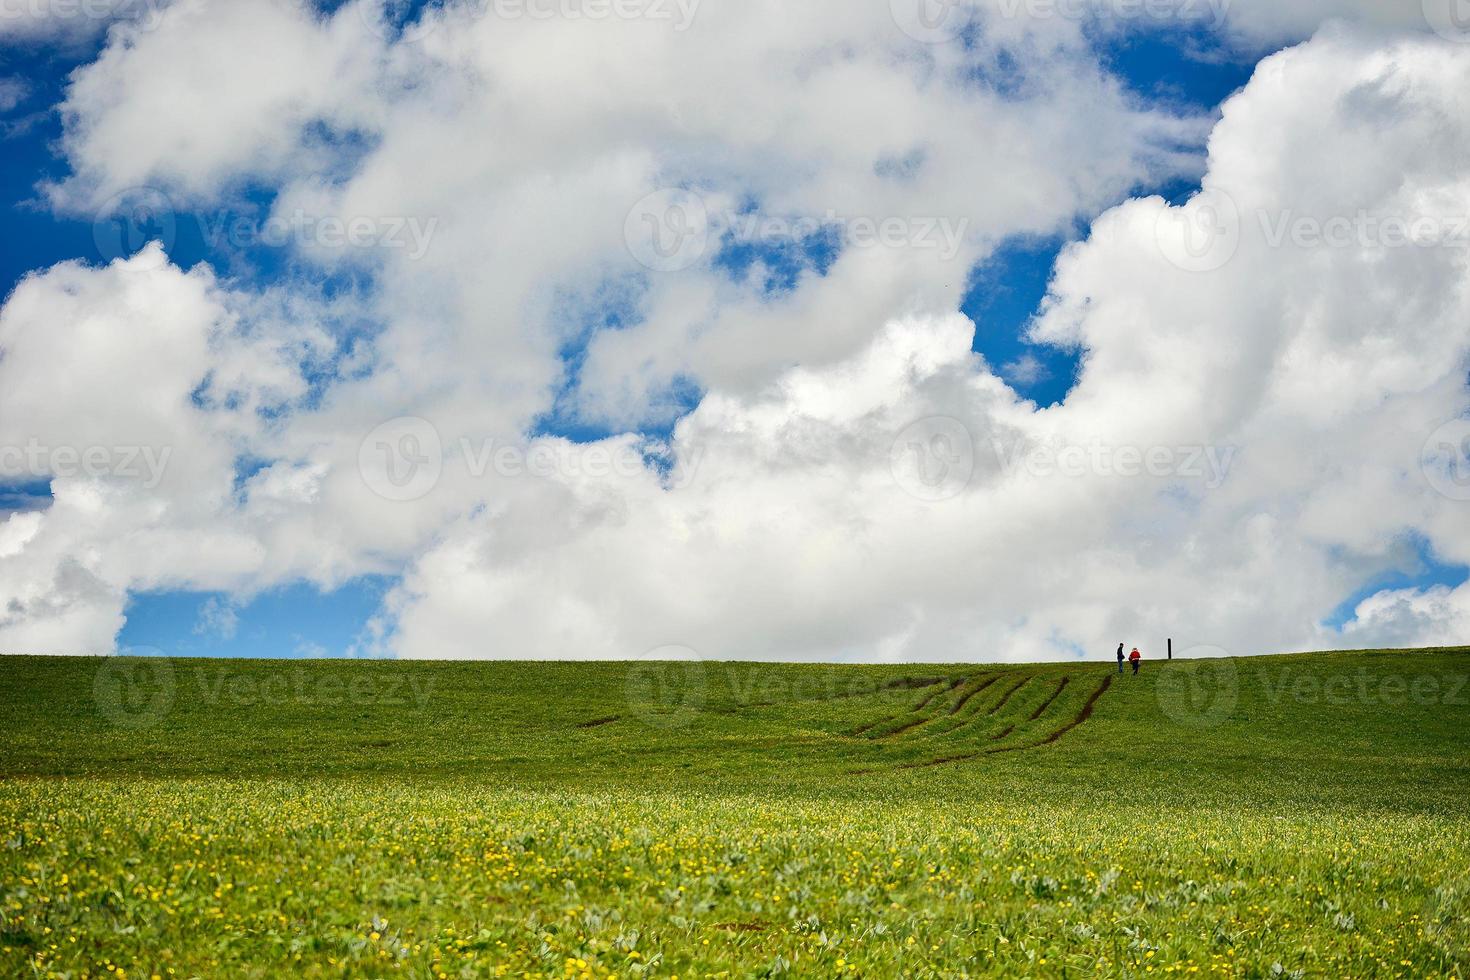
left=895, top=752, right=977, bottom=771
left=881, top=711, right=944, bottom=739
left=877, top=679, right=970, bottom=737
left=1040, top=674, right=1112, bottom=744
left=827, top=676, right=948, bottom=701
left=849, top=679, right=962, bottom=736
left=987, top=676, right=1030, bottom=715
left=886, top=673, right=1114, bottom=770
left=752, top=676, right=950, bottom=709
left=988, top=674, right=1114, bottom=754
left=882, top=717, right=929, bottom=739
left=1028, top=677, right=1070, bottom=720
left=913, top=680, right=958, bottom=713
left=947, top=676, right=998, bottom=715
left=925, top=676, right=1007, bottom=739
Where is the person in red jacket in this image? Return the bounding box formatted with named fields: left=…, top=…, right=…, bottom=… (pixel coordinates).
left=1129, top=647, right=1142, bottom=675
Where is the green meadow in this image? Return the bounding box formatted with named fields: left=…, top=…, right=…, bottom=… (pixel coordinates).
left=1, top=648, right=1467, bottom=978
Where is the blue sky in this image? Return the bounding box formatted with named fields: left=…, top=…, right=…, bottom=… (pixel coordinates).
left=0, top=19, right=386, bottom=659
left=965, top=26, right=1261, bottom=410
left=3, top=4, right=1466, bottom=660
left=0, top=29, right=356, bottom=657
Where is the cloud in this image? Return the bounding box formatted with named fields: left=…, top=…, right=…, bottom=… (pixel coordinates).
left=1000, top=353, right=1050, bottom=387
left=0, top=77, right=28, bottom=113
left=50, top=1, right=379, bottom=208
left=1214, top=0, right=1452, bottom=45
left=0, top=247, right=350, bottom=654
left=194, top=595, right=239, bottom=640
left=294, top=638, right=330, bottom=659
left=0, top=0, right=167, bottom=46
left=1342, top=584, right=1470, bottom=649
left=1, top=4, right=1467, bottom=660
left=380, top=24, right=1470, bottom=661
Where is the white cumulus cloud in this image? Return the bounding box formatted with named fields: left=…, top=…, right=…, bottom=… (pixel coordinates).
left=1, top=2, right=1467, bottom=660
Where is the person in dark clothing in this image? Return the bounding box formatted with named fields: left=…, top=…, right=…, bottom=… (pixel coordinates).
left=1116, top=643, right=1125, bottom=674
left=1129, top=648, right=1142, bottom=675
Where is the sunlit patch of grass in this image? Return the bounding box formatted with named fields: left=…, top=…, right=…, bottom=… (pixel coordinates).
left=1, top=783, right=1466, bottom=978
left=0, top=648, right=1467, bottom=976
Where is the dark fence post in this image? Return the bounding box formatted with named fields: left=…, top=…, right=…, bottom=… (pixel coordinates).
left=1168, top=638, right=1173, bottom=660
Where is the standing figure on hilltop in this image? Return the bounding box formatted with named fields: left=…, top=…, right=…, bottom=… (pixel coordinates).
left=1117, top=643, right=1126, bottom=674
left=1129, top=647, right=1142, bottom=675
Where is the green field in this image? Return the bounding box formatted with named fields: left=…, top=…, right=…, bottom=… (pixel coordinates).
left=1, top=648, right=1468, bottom=978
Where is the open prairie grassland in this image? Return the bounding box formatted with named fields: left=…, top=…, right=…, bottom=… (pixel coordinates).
left=1, top=648, right=1468, bottom=978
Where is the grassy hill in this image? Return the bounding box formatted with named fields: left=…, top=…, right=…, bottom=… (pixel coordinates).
left=1, top=648, right=1468, bottom=977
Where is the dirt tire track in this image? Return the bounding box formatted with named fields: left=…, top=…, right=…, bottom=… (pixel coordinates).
left=1039, top=674, right=1113, bottom=744
left=880, top=713, right=939, bottom=739
left=852, top=715, right=910, bottom=737
left=896, top=673, right=1115, bottom=769
left=990, top=674, right=1114, bottom=754
left=946, top=675, right=998, bottom=716
left=987, top=676, right=1030, bottom=715
left=828, top=676, right=947, bottom=702
left=924, top=677, right=1007, bottom=739
left=914, top=678, right=965, bottom=713
left=876, top=679, right=971, bottom=738
left=758, top=675, right=948, bottom=708
left=848, top=679, right=957, bottom=736
left=1028, top=677, right=1070, bottom=721
left=898, top=751, right=979, bottom=770
left=989, top=724, right=1015, bottom=741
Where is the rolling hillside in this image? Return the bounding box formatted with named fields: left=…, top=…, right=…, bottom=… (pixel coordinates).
left=3, top=648, right=1467, bottom=806
left=1, top=648, right=1467, bottom=977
